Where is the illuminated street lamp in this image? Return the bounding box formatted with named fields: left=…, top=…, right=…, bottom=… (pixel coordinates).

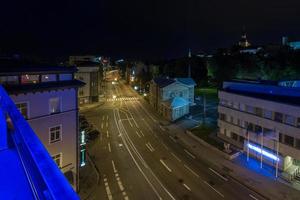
left=134, top=86, right=138, bottom=90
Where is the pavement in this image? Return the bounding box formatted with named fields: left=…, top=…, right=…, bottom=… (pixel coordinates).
left=78, top=80, right=300, bottom=200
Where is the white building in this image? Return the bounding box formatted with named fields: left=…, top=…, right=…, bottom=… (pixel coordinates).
left=0, top=58, right=84, bottom=191
left=70, top=57, right=102, bottom=104
left=218, top=80, right=300, bottom=181
left=149, top=77, right=196, bottom=121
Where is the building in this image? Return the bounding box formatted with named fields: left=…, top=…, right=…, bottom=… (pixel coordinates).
left=0, top=85, right=79, bottom=199
left=70, top=57, right=102, bottom=104
left=218, top=80, right=300, bottom=181
left=0, top=58, right=84, bottom=191
left=238, top=30, right=251, bottom=48
left=149, top=77, right=196, bottom=121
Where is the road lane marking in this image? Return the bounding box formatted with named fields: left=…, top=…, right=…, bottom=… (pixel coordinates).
left=140, top=130, right=145, bottom=136
left=184, top=149, right=196, bottom=159
left=184, top=165, right=199, bottom=178
left=160, top=159, right=172, bottom=172
left=107, top=130, right=109, bottom=138
left=106, top=122, right=108, bottom=128
left=204, top=181, right=224, bottom=198
left=159, top=125, right=166, bottom=131
left=183, top=183, right=191, bottom=191
left=101, top=122, right=104, bottom=129
left=135, top=131, right=141, bottom=138
left=107, top=115, right=109, bottom=120
left=112, top=160, right=118, bottom=173
left=249, top=194, right=259, bottom=200
left=171, top=152, right=181, bottom=162
left=209, top=168, right=228, bottom=181
left=108, top=142, right=111, bottom=152
left=116, top=177, right=125, bottom=191
left=169, top=136, right=177, bottom=143
left=102, top=116, right=105, bottom=120
left=148, top=142, right=155, bottom=151
left=104, top=177, right=113, bottom=200
left=146, top=142, right=155, bottom=152
left=162, top=143, right=169, bottom=150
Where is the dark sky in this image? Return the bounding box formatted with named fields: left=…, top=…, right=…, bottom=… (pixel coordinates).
left=1, top=0, right=300, bottom=61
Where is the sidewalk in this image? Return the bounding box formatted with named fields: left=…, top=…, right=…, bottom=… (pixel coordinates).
left=166, top=124, right=300, bottom=200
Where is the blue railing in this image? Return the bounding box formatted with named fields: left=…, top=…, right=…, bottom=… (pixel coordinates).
left=0, top=85, right=79, bottom=200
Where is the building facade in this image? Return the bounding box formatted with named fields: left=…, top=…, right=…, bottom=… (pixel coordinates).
left=70, top=57, right=102, bottom=104
left=218, top=80, right=300, bottom=181
left=0, top=58, right=84, bottom=191
left=149, top=77, right=195, bottom=121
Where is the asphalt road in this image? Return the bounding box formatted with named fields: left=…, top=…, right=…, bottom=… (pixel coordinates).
left=81, top=81, right=266, bottom=200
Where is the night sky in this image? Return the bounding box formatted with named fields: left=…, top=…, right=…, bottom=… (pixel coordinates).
left=1, top=0, right=300, bottom=60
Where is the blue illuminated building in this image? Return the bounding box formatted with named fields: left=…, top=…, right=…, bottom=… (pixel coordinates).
left=0, top=85, right=79, bottom=199
left=218, top=79, right=300, bottom=182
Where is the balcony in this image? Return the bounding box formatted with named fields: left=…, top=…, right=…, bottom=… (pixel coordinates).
left=0, top=85, right=78, bottom=200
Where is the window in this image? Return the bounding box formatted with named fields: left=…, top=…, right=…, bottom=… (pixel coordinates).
left=255, top=125, right=262, bottom=134
left=274, top=112, right=283, bottom=123
left=279, top=133, right=283, bottom=143
left=0, top=76, right=19, bottom=85
left=230, top=116, right=233, bottom=123
left=79, top=89, right=84, bottom=96
left=16, top=102, right=28, bottom=119
left=52, top=153, right=62, bottom=168
left=41, top=74, right=57, bottom=82
left=239, top=136, right=245, bottom=144
left=284, top=115, right=295, bottom=126
left=245, top=105, right=255, bottom=114
left=284, top=135, right=294, bottom=147
left=263, top=110, right=272, bottom=119
left=49, top=97, right=61, bottom=114
left=21, top=74, right=40, bottom=84
left=49, top=126, right=61, bottom=143
left=231, top=132, right=238, bottom=141
left=59, top=74, right=72, bottom=81
left=254, top=107, right=263, bottom=117
left=297, top=118, right=300, bottom=128
left=219, top=113, right=226, bottom=121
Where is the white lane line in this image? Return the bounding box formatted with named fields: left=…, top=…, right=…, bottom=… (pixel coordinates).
left=209, top=168, right=228, bottom=181
left=106, top=122, right=109, bottom=128
left=102, top=116, right=105, bottom=120
left=184, top=149, right=196, bottom=159
left=140, top=130, right=145, bottom=136
left=159, top=125, right=166, bottom=131
left=107, top=130, right=109, bottom=138
left=104, top=177, right=113, bottom=200
left=148, top=142, right=155, bottom=152
left=162, top=143, right=169, bottom=150
left=101, top=122, right=104, bottom=129
left=249, top=194, right=259, bottom=200
left=169, top=136, right=177, bottom=143
left=184, top=165, right=199, bottom=178
left=160, top=159, right=172, bottom=172
left=116, top=177, right=125, bottom=191
left=204, top=181, right=224, bottom=198
left=171, top=152, right=181, bottom=162
left=108, top=142, right=111, bottom=152
left=183, top=183, right=191, bottom=191
left=107, top=115, right=109, bottom=120
left=112, top=160, right=118, bottom=173
left=146, top=143, right=153, bottom=152
left=135, top=131, right=141, bottom=138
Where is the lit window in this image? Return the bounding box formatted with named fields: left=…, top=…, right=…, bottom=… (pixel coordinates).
left=16, top=102, right=28, bottom=119
left=52, top=153, right=62, bottom=168
left=274, top=112, right=283, bottom=123
left=49, top=126, right=61, bottom=143
left=49, top=97, right=61, bottom=114
left=41, top=74, right=57, bottom=82
left=21, top=74, right=40, bottom=84
left=284, top=115, right=295, bottom=126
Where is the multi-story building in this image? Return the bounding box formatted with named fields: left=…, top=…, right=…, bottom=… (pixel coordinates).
left=70, top=57, right=102, bottom=104
left=149, top=77, right=195, bottom=121
left=218, top=80, right=300, bottom=181
left=0, top=58, right=84, bottom=191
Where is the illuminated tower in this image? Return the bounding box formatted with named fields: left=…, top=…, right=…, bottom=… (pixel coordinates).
left=238, top=28, right=251, bottom=48
left=188, top=48, right=191, bottom=78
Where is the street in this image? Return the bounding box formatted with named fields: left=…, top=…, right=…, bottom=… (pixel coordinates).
left=80, top=81, right=266, bottom=200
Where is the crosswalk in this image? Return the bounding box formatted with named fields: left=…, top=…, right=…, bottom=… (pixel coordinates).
left=106, top=97, right=139, bottom=102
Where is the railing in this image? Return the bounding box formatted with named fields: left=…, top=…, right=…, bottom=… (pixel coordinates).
left=0, top=85, right=79, bottom=200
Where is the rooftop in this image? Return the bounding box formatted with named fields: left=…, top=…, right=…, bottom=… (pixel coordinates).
left=175, top=78, right=196, bottom=86
left=153, top=77, right=175, bottom=88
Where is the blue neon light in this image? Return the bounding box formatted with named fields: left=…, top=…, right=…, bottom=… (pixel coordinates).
left=247, top=143, right=279, bottom=161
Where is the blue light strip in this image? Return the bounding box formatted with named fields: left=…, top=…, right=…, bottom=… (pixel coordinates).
left=247, top=143, right=279, bottom=161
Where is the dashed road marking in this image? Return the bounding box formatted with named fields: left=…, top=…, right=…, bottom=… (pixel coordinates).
left=204, top=181, right=224, bottom=198
left=183, top=183, right=191, bottom=191
left=169, top=136, right=177, bottom=143
left=104, top=177, right=113, bottom=200
left=146, top=142, right=155, bottom=152
left=171, top=152, right=181, bottom=162
left=107, top=130, right=109, bottom=138
left=140, top=130, right=145, bottom=136
left=184, top=165, right=199, bottom=178
left=160, top=159, right=172, bottom=172
left=108, top=142, right=111, bottom=152
left=184, top=149, right=196, bottom=159
left=135, top=131, right=141, bottom=138
left=209, top=168, right=228, bottom=181
left=112, top=160, right=118, bottom=173
left=101, top=122, right=104, bottom=129
left=249, top=194, right=259, bottom=200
